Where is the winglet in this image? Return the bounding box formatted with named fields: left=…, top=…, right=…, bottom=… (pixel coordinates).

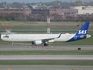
left=57, top=33, right=62, bottom=38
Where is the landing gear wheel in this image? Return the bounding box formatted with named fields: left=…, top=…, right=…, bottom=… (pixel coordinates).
left=44, top=43, right=48, bottom=46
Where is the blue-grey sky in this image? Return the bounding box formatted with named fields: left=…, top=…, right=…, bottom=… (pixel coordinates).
left=0, top=0, right=91, bottom=3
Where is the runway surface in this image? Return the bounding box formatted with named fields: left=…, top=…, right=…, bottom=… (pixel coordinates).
left=0, top=45, right=93, bottom=50
left=0, top=55, right=93, bottom=61
left=0, top=65, right=93, bottom=70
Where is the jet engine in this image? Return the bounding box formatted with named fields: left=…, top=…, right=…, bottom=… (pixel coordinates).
left=32, top=40, right=42, bottom=45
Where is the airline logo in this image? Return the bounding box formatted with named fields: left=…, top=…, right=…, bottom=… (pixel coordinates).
left=78, top=30, right=87, bottom=34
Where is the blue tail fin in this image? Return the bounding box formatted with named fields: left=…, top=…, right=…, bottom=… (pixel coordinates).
left=67, top=22, right=90, bottom=42
left=76, top=22, right=90, bottom=35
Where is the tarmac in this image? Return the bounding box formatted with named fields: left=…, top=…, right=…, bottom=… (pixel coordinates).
left=0, top=55, right=93, bottom=61
left=0, top=45, right=93, bottom=50
left=0, top=65, right=93, bottom=70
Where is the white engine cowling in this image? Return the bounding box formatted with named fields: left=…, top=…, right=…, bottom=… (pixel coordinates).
left=32, top=40, right=42, bottom=45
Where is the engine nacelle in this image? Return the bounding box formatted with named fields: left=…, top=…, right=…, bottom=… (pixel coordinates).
left=32, top=40, right=42, bottom=45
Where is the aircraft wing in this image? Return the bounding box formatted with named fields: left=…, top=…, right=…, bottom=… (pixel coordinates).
left=42, top=33, right=62, bottom=42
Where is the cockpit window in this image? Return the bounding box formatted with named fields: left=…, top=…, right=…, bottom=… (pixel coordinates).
left=3, top=35, right=9, bottom=38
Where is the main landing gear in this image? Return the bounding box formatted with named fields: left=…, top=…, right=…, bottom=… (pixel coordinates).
left=44, top=42, right=48, bottom=46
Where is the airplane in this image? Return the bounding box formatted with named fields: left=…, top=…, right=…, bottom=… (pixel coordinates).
left=1, top=22, right=91, bottom=46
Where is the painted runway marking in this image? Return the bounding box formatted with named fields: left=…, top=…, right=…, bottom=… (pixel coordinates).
left=7, top=68, right=12, bottom=70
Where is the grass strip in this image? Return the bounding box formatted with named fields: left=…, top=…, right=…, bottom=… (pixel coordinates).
left=0, top=50, right=93, bottom=55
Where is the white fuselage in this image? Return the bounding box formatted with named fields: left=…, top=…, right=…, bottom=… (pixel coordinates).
left=1, top=33, right=75, bottom=42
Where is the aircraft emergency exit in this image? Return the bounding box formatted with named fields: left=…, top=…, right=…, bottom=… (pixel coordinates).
left=1, top=22, right=91, bottom=46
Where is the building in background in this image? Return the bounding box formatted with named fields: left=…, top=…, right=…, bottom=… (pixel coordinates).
left=62, top=9, right=78, bottom=15
left=0, top=8, right=31, bottom=15
left=49, top=9, right=62, bottom=15
left=71, top=6, right=93, bottom=14
left=31, top=9, right=49, bottom=15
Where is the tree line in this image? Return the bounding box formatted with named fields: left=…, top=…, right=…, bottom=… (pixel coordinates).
left=0, top=1, right=93, bottom=9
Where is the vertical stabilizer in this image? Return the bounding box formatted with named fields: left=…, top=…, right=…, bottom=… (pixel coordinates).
left=76, top=22, right=90, bottom=35
left=67, top=22, right=90, bottom=42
